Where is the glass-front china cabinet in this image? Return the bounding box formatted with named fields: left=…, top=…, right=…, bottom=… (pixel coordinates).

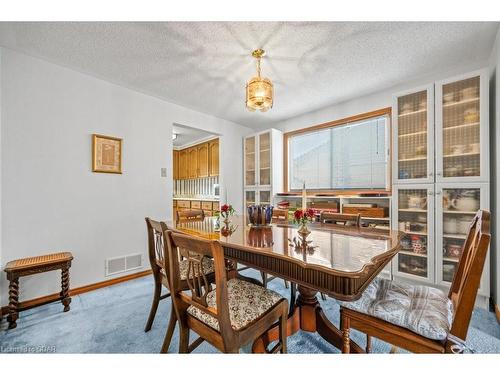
left=391, top=69, right=489, bottom=308
left=244, top=129, right=283, bottom=208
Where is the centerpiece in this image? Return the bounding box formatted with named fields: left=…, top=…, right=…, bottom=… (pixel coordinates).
left=293, top=208, right=315, bottom=237
left=217, top=204, right=235, bottom=225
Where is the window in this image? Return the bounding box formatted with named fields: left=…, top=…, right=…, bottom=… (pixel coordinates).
left=287, top=111, right=390, bottom=191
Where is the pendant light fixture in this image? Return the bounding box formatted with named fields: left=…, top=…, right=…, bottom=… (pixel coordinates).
left=246, top=49, right=273, bottom=112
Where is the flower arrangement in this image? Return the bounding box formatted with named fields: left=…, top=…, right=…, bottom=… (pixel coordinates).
left=293, top=208, right=315, bottom=225
left=218, top=204, right=235, bottom=223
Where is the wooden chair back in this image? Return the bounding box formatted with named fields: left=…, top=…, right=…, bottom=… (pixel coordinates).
left=319, top=212, right=361, bottom=227
left=176, top=209, right=205, bottom=223
left=272, top=209, right=288, bottom=221
left=448, top=210, right=491, bottom=340
left=145, top=217, right=170, bottom=278
left=165, top=230, right=233, bottom=338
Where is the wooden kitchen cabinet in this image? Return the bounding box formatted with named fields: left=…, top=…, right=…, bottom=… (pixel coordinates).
left=209, top=139, right=219, bottom=176
left=188, top=147, right=198, bottom=178
left=197, top=143, right=209, bottom=177
left=179, top=149, right=188, bottom=179
left=174, top=138, right=219, bottom=180
left=173, top=150, right=179, bottom=180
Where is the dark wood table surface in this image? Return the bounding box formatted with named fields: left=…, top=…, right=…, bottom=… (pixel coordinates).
left=172, top=215, right=403, bottom=353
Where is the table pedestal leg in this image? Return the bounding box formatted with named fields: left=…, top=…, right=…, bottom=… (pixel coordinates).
left=7, top=277, right=19, bottom=329
left=61, top=266, right=71, bottom=312
left=252, top=285, right=363, bottom=353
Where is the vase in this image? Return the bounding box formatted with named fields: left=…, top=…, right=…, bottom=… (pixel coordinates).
left=297, top=223, right=311, bottom=238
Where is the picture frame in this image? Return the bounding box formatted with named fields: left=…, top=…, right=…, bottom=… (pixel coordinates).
left=92, top=134, right=122, bottom=174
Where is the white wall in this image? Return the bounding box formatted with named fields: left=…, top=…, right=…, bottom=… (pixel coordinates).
left=0, top=48, right=251, bottom=306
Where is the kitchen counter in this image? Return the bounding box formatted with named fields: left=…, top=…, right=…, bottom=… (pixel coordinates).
left=173, top=197, right=219, bottom=202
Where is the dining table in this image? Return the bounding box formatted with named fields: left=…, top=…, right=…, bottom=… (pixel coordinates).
left=172, top=215, right=403, bottom=353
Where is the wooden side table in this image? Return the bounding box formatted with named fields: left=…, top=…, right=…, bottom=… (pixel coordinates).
left=4, top=252, right=73, bottom=329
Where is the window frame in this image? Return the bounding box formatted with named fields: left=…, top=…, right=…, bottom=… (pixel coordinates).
left=283, top=107, right=392, bottom=194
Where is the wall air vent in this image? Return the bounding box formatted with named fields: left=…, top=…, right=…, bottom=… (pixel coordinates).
left=105, top=253, right=143, bottom=277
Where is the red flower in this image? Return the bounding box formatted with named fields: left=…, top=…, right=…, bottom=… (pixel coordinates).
left=221, top=204, right=229, bottom=213
left=306, top=208, right=315, bottom=219
left=294, top=209, right=304, bottom=220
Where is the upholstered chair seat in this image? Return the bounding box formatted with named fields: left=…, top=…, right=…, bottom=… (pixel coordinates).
left=339, top=277, right=453, bottom=340
left=187, top=278, right=284, bottom=332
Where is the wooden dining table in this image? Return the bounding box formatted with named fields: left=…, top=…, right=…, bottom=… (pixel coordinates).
left=172, top=215, right=403, bottom=353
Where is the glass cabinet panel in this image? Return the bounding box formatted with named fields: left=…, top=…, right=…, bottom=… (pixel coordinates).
left=441, top=76, right=481, bottom=179
left=259, top=132, right=271, bottom=186
left=245, top=190, right=256, bottom=207
left=395, top=188, right=431, bottom=280
left=397, top=90, right=429, bottom=181
left=259, top=190, right=271, bottom=205
left=245, top=136, right=256, bottom=186
left=439, top=187, right=480, bottom=283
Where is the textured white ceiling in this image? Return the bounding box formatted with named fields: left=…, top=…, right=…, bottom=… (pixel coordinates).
left=0, top=22, right=498, bottom=129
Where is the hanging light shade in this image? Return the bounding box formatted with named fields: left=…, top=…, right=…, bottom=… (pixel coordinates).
left=246, top=49, right=273, bottom=112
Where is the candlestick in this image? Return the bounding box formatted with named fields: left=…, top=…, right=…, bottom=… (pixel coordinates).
left=302, top=182, right=307, bottom=211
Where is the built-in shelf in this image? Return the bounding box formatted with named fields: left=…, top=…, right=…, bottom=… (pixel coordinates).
left=399, top=156, right=427, bottom=162
left=442, top=97, right=479, bottom=108
left=398, top=108, right=427, bottom=117
left=443, top=122, right=479, bottom=131
left=398, top=130, right=427, bottom=138
left=399, top=208, right=427, bottom=213
left=443, top=210, right=477, bottom=215
left=443, top=257, right=460, bottom=263
left=443, top=152, right=480, bottom=158
left=403, top=231, right=427, bottom=236
left=399, top=250, right=428, bottom=258
left=443, top=233, right=467, bottom=239
left=361, top=216, right=390, bottom=221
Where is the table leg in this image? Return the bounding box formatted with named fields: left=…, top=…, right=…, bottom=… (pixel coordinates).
left=7, top=277, right=19, bottom=329
left=61, top=266, right=71, bottom=312
left=252, top=285, right=363, bottom=353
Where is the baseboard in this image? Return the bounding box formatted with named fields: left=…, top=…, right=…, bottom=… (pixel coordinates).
left=1, top=269, right=152, bottom=316
left=495, top=304, right=500, bottom=323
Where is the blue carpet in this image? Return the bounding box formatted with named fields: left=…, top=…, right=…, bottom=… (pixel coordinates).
left=1, top=270, right=499, bottom=353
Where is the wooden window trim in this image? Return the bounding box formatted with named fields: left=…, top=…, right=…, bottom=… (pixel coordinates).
left=283, top=107, right=392, bottom=195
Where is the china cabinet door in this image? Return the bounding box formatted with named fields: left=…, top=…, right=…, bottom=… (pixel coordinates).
left=259, top=190, right=271, bottom=206
left=188, top=147, right=198, bottom=179
left=244, top=136, right=257, bottom=187
left=435, top=183, right=489, bottom=294
left=259, top=132, right=271, bottom=187
left=435, top=70, right=489, bottom=183
left=245, top=190, right=257, bottom=207
left=392, top=185, right=435, bottom=283
left=393, top=85, right=434, bottom=184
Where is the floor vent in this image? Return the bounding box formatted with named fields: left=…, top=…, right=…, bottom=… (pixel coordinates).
left=105, top=253, right=143, bottom=276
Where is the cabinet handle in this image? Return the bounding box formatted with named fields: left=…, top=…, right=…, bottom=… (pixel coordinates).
left=435, top=191, right=442, bottom=195
left=436, top=172, right=442, bottom=176
left=428, top=172, right=434, bottom=177
left=428, top=191, right=434, bottom=196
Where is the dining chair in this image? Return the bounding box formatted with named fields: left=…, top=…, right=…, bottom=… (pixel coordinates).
left=144, top=218, right=215, bottom=353
left=176, top=209, right=205, bottom=222
left=165, top=230, right=289, bottom=353
left=319, top=212, right=361, bottom=227
left=339, top=210, right=491, bottom=353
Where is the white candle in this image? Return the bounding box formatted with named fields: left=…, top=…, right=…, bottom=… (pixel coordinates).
left=302, top=182, right=307, bottom=211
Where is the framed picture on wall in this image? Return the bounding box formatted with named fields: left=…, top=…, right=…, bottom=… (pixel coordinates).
left=92, top=134, right=122, bottom=174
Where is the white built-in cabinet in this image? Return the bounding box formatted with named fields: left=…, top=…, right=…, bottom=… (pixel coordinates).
left=391, top=69, right=490, bottom=307
left=244, top=129, right=283, bottom=208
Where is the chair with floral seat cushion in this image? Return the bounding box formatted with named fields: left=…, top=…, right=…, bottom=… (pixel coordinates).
left=144, top=218, right=215, bottom=353
left=339, top=210, right=491, bottom=353
left=165, top=230, right=288, bottom=353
